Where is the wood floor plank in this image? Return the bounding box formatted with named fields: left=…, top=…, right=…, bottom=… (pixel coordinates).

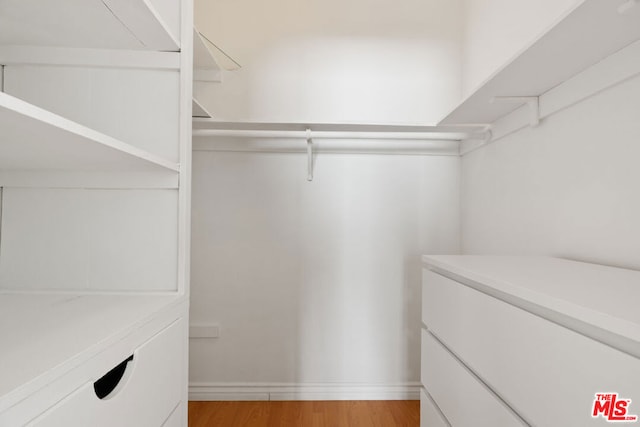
left=188, top=400, right=419, bottom=427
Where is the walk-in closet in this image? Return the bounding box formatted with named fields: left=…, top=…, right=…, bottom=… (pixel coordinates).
left=1, top=0, right=639, bottom=426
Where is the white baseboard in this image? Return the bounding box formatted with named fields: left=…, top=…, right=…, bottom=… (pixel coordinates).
left=189, top=382, right=421, bottom=401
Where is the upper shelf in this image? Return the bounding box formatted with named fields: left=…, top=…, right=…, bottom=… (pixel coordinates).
left=193, top=28, right=221, bottom=82
left=0, top=92, right=179, bottom=174
left=439, top=0, right=640, bottom=125
left=0, top=0, right=180, bottom=51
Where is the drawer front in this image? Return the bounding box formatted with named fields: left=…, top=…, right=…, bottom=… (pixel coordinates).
left=29, top=317, right=185, bottom=427
left=423, top=268, right=640, bottom=427
left=420, top=388, right=450, bottom=427
left=422, top=329, right=525, bottom=427
left=161, top=402, right=184, bottom=427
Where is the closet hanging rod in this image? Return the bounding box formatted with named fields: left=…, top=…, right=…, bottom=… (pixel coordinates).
left=192, top=129, right=480, bottom=140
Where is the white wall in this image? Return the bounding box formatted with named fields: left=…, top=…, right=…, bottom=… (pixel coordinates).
left=190, top=152, right=460, bottom=395
left=189, top=0, right=464, bottom=397
left=0, top=188, right=178, bottom=291
left=194, top=0, right=463, bottom=123
left=460, top=0, right=579, bottom=97
left=461, top=71, right=640, bottom=271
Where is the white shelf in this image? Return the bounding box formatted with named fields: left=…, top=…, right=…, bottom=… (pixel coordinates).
left=192, top=28, right=221, bottom=118
left=192, top=119, right=486, bottom=135
left=423, top=255, right=640, bottom=358
left=0, top=92, right=179, bottom=174
left=192, top=98, right=213, bottom=118
left=0, top=293, right=184, bottom=411
left=439, top=0, right=640, bottom=125
left=0, top=0, right=179, bottom=51
left=193, top=28, right=222, bottom=82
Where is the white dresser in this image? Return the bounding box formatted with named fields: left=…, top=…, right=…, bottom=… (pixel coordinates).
left=421, top=256, right=640, bottom=427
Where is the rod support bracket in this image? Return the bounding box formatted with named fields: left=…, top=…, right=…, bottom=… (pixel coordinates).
left=306, top=128, right=313, bottom=182
left=491, top=96, right=540, bottom=127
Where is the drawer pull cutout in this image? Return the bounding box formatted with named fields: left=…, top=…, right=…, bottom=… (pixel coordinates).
left=93, top=355, right=134, bottom=399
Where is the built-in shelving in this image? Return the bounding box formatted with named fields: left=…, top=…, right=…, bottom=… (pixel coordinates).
left=0, top=92, right=179, bottom=174
left=439, top=0, right=640, bottom=125
left=0, top=0, right=179, bottom=51
left=0, top=293, right=183, bottom=412
left=0, top=0, right=190, bottom=423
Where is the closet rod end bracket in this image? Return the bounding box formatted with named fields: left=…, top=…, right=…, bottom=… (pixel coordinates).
left=306, top=128, right=313, bottom=182
left=491, top=96, right=540, bottom=128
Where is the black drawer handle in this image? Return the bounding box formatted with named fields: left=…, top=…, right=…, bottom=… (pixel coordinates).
left=94, top=355, right=134, bottom=399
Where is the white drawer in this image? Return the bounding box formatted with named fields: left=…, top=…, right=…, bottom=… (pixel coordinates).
left=423, top=269, right=640, bottom=427
left=420, top=388, right=450, bottom=427
left=422, top=329, right=525, bottom=427
left=29, top=318, right=184, bottom=427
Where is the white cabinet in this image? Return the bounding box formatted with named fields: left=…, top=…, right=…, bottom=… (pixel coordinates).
left=421, top=256, right=640, bottom=426
left=30, top=318, right=184, bottom=427
left=0, top=0, right=192, bottom=426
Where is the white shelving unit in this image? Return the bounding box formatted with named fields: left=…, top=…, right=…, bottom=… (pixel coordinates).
left=439, top=0, right=640, bottom=125
left=0, top=0, right=192, bottom=425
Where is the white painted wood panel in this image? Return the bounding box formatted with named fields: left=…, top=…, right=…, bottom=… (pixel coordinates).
left=0, top=189, right=88, bottom=288
left=421, top=330, right=525, bottom=427
left=85, top=190, right=179, bottom=291
left=0, top=92, right=178, bottom=174
left=420, top=388, right=450, bottom=427
left=29, top=318, right=184, bottom=427
left=4, top=65, right=180, bottom=162
left=0, top=188, right=178, bottom=291
left=422, top=268, right=640, bottom=427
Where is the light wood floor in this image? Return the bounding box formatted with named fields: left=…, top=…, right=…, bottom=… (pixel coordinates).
left=188, top=400, right=420, bottom=427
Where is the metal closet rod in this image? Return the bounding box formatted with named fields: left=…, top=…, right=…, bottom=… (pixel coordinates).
left=191, top=121, right=490, bottom=141
left=191, top=121, right=492, bottom=182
